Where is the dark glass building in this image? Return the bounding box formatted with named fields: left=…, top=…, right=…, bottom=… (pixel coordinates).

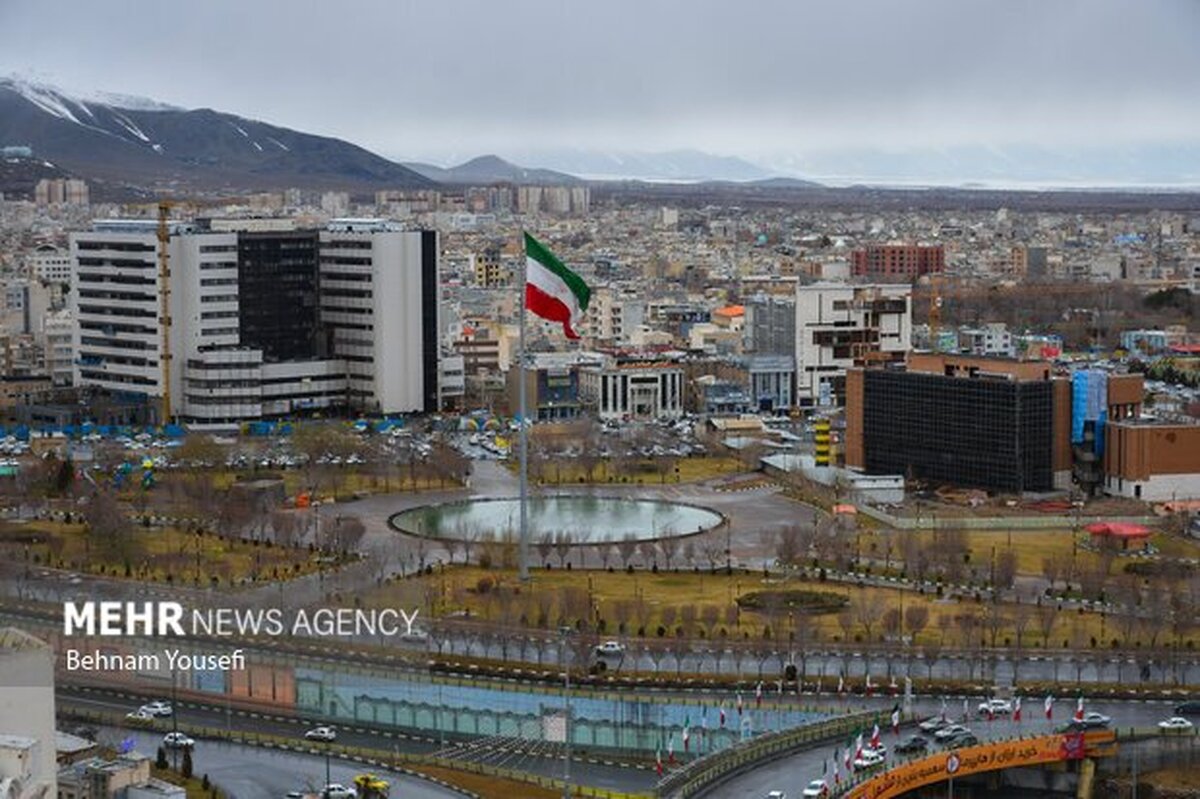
left=236, top=231, right=321, bottom=361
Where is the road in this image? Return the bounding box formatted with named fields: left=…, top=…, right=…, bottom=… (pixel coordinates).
left=700, top=695, right=1186, bottom=798
left=63, top=688, right=656, bottom=794
left=87, top=725, right=461, bottom=799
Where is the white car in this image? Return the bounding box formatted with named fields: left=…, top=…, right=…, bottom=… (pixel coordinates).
left=140, top=701, right=173, bottom=717
left=321, top=784, right=356, bottom=799
left=304, top=726, right=337, bottom=742
left=162, top=732, right=194, bottom=749
left=934, top=724, right=972, bottom=742
left=125, top=709, right=155, bottom=724
left=853, top=749, right=886, bottom=769
left=802, top=779, right=830, bottom=797
left=1158, top=717, right=1195, bottom=732
left=978, top=699, right=1012, bottom=716
left=863, top=743, right=888, bottom=758
left=765, top=792, right=787, bottom=799
left=594, top=641, right=625, bottom=656
left=919, top=716, right=952, bottom=733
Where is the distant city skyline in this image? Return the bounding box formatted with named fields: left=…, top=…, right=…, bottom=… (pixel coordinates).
left=2, top=0, right=1197, bottom=185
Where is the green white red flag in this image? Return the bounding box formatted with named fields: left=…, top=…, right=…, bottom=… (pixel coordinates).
left=523, top=232, right=591, bottom=339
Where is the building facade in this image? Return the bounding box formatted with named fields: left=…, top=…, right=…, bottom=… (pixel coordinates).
left=580, top=355, right=684, bottom=421
left=850, top=244, right=944, bottom=279
left=795, top=283, right=911, bottom=407
left=71, top=219, right=440, bottom=425
left=845, top=355, right=1061, bottom=494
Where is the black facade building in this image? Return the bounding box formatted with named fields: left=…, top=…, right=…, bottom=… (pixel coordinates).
left=860, top=369, right=1054, bottom=493
left=236, top=231, right=321, bottom=361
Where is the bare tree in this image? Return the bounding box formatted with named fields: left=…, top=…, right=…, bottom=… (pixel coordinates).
left=660, top=605, right=677, bottom=635
left=536, top=531, right=555, bottom=568
left=1011, top=603, right=1035, bottom=649
left=553, top=531, right=575, bottom=568
left=1036, top=603, right=1058, bottom=647
left=637, top=539, right=658, bottom=569
left=776, top=526, right=803, bottom=566
left=682, top=540, right=697, bottom=570
left=658, top=535, right=681, bottom=570
left=905, top=605, right=930, bottom=644
left=701, top=605, right=720, bottom=638
left=617, top=534, right=639, bottom=569
left=850, top=592, right=877, bottom=642
left=994, top=550, right=1018, bottom=590
left=680, top=604, right=698, bottom=637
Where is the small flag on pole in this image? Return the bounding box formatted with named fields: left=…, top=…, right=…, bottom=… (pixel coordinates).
left=891, top=705, right=901, bottom=735
left=1013, top=696, right=1022, bottom=723
left=1074, top=696, right=1085, bottom=723
left=682, top=716, right=691, bottom=752
left=737, top=692, right=744, bottom=716
left=668, top=733, right=676, bottom=764
left=656, top=746, right=663, bottom=776
left=870, top=723, right=881, bottom=749
left=755, top=681, right=763, bottom=708
left=719, top=703, right=726, bottom=728
left=1044, top=694, right=1054, bottom=720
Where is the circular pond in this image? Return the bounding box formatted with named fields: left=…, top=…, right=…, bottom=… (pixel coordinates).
left=390, top=496, right=723, bottom=544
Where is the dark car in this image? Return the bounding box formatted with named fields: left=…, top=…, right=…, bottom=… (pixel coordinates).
left=1174, top=700, right=1200, bottom=716
left=942, top=732, right=979, bottom=748
left=895, top=735, right=929, bottom=754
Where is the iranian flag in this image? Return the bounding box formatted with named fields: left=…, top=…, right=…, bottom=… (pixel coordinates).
left=1074, top=696, right=1085, bottom=723
left=1013, top=696, right=1022, bottom=723
left=524, top=232, right=591, bottom=339
left=1044, top=694, right=1054, bottom=720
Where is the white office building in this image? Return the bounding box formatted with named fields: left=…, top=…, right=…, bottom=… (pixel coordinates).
left=580, top=355, right=684, bottom=421
left=70, top=219, right=440, bottom=425
left=795, top=283, right=911, bottom=407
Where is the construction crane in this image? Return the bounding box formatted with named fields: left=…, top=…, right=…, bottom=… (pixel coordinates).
left=157, top=201, right=173, bottom=424
left=927, top=273, right=943, bottom=353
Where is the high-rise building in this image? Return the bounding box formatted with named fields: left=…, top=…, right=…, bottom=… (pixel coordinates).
left=795, top=283, right=911, bottom=407
left=744, top=294, right=795, bottom=355
left=70, top=219, right=440, bottom=424
left=319, top=220, right=440, bottom=414
left=845, top=354, right=1066, bottom=493
left=474, top=245, right=508, bottom=288
left=850, top=244, right=944, bottom=280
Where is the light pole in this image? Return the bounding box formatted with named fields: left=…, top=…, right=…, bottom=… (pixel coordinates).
left=559, top=627, right=574, bottom=799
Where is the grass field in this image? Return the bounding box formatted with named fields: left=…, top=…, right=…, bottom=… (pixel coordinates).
left=364, top=565, right=1191, bottom=650
left=522, top=455, right=745, bottom=486
left=0, top=519, right=322, bottom=586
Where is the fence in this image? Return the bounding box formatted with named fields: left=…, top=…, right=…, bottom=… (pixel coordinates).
left=656, top=708, right=885, bottom=799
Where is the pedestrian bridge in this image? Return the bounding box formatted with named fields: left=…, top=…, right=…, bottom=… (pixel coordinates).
left=838, top=730, right=1117, bottom=799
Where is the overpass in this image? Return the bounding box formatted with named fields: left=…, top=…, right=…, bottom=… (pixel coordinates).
left=837, top=730, right=1118, bottom=799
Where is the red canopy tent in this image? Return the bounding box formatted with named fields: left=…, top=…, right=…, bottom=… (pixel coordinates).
left=1085, top=522, right=1152, bottom=549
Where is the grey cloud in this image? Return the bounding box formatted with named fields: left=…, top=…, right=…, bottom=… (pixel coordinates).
left=1, top=0, right=1196, bottom=166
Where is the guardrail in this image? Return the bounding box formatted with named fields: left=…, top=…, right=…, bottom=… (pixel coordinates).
left=656, top=709, right=889, bottom=799
left=61, top=705, right=654, bottom=799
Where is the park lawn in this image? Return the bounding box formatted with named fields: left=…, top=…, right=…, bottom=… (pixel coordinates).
left=0, top=520, right=320, bottom=586
left=367, top=566, right=1138, bottom=650
left=528, top=455, right=745, bottom=486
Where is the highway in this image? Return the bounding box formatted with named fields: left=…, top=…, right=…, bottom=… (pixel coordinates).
left=700, top=695, right=1188, bottom=798
left=87, top=725, right=461, bottom=799
left=62, top=687, right=657, bottom=794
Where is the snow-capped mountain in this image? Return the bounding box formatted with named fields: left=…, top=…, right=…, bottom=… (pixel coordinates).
left=0, top=76, right=434, bottom=192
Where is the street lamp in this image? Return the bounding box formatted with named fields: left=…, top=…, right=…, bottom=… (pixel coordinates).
left=559, top=627, right=574, bottom=799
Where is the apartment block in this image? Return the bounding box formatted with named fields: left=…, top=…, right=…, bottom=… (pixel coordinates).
left=795, top=283, right=911, bottom=407
left=850, top=244, right=944, bottom=280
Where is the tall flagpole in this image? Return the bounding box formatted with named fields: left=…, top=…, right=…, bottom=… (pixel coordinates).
left=518, top=235, right=530, bottom=582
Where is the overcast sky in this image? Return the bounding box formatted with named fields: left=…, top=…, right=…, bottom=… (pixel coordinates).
left=2, top=0, right=1197, bottom=169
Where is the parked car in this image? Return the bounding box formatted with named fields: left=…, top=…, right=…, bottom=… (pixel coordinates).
left=304, top=727, right=337, bottom=742
left=321, top=785, right=356, bottom=799
left=594, top=641, right=625, bottom=656
left=918, top=716, right=952, bottom=733
left=1158, top=717, right=1195, bottom=733
left=162, top=732, right=194, bottom=749
left=978, top=699, right=1012, bottom=716
left=140, top=701, right=173, bottom=717
left=853, top=750, right=886, bottom=770
left=1174, top=700, right=1200, bottom=716
left=934, top=724, right=972, bottom=742
left=895, top=735, right=929, bottom=754
left=801, top=779, right=829, bottom=798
